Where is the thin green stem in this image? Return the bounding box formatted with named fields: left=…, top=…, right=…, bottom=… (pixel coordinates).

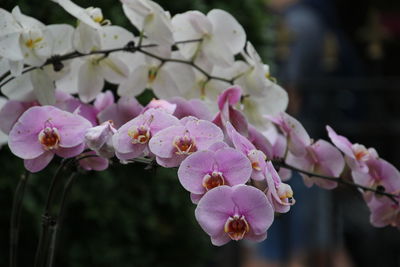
left=9, top=171, right=30, bottom=267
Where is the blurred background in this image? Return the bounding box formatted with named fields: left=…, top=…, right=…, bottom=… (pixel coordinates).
left=1, top=0, right=400, bottom=266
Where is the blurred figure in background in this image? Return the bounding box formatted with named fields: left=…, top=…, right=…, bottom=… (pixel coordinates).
left=242, top=0, right=361, bottom=266
left=242, top=0, right=400, bottom=266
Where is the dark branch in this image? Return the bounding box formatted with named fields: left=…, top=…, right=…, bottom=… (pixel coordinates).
left=0, top=38, right=230, bottom=91
left=272, top=159, right=399, bottom=204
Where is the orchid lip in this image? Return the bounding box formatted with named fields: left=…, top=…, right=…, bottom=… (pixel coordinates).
left=224, top=215, right=250, bottom=241
left=247, top=150, right=266, bottom=171
left=38, top=126, right=61, bottom=150
left=202, top=171, right=225, bottom=191
left=276, top=183, right=295, bottom=205
left=128, top=125, right=151, bottom=144
left=352, top=144, right=369, bottom=161
left=173, top=134, right=197, bottom=155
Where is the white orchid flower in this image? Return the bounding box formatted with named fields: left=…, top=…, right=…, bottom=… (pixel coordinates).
left=231, top=42, right=288, bottom=129
left=56, top=26, right=133, bottom=102
left=0, top=7, right=74, bottom=104
left=118, top=51, right=195, bottom=99
left=121, top=0, right=174, bottom=46
left=0, top=7, right=56, bottom=72
left=172, top=9, right=246, bottom=68
left=53, top=0, right=117, bottom=53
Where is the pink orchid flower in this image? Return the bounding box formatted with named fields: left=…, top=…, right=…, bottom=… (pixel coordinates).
left=78, top=151, right=109, bottom=171
left=267, top=112, right=311, bottom=157
left=286, top=139, right=345, bottom=189
left=0, top=90, right=73, bottom=134
left=367, top=195, right=400, bottom=228
left=168, top=97, right=212, bottom=120
left=85, top=120, right=117, bottom=158
left=264, top=161, right=295, bottom=213
left=212, top=86, right=248, bottom=136
left=97, top=96, right=143, bottom=129
left=143, top=98, right=177, bottom=114
left=113, top=108, right=180, bottom=160
left=225, top=121, right=267, bottom=181
left=195, top=185, right=274, bottom=246
left=149, top=117, right=224, bottom=167
left=8, top=106, right=91, bottom=172
left=178, top=146, right=252, bottom=203
left=326, top=125, right=378, bottom=173
left=263, top=126, right=292, bottom=180
left=352, top=158, right=400, bottom=203
left=247, top=125, right=274, bottom=159
left=93, top=90, right=115, bottom=113
left=0, top=99, right=38, bottom=134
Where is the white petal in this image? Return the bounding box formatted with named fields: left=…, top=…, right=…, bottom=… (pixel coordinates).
left=52, top=0, right=101, bottom=29
left=122, top=0, right=173, bottom=45
left=73, top=23, right=101, bottom=53
left=202, top=37, right=234, bottom=67
left=0, top=32, right=23, bottom=61
left=46, top=24, right=74, bottom=55
left=192, top=48, right=213, bottom=70
left=151, top=68, right=179, bottom=99
left=236, top=64, right=268, bottom=97
left=118, top=50, right=146, bottom=72
left=0, top=59, right=9, bottom=76
left=121, top=0, right=152, bottom=31
left=172, top=11, right=208, bottom=59
left=142, top=2, right=174, bottom=46
left=0, top=8, right=21, bottom=36
left=203, top=79, right=230, bottom=101
left=243, top=41, right=261, bottom=66
left=100, top=25, right=134, bottom=50
left=260, top=82, right=288, bottom=115
left=31, top=69, right=55, bottom=105
left=141, top=40, right=171, bottom=60
left=162, top=55, right=196, bottom=97
left=54, top=59, right=82, bottom=94
left=32, top=37, right=52, bottom=63
left=20, top=43, right=47, bottom=67
left=12, top=6, right=45, bottom=30
left=1, top=72, right=35, bottom=101
left=208, top=9, right=246, bottom=54
left=99, top=55, right=129, bottom=84
left=8, top=60, right=24, bottom=77
left=241, top=85, right=288, bottom=130
left=117, top=64, right=148, bottom=97
left=188, top=11, right=212, bottom=35
left=78, top=59, right=104, bottom=102
left=0, top=96, right=6, bottom=107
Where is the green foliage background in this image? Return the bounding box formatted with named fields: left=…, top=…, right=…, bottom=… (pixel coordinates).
left=0, top=0, right=272, bottom=266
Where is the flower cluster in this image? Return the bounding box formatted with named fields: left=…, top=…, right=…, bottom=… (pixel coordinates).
left=3, top=86, right=296, bottom=245
left=1, top=0, right=399, bottom=250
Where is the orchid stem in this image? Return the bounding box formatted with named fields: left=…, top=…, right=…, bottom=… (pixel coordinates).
left=272, top=159, right=399, bottom=204
left=0, top=38, right=235, bottom=91
left=34, top=158, right=73, bottom=267
left=9, top=171, right=30, bottom=267
left=46, top=171, right=78, bottom=267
